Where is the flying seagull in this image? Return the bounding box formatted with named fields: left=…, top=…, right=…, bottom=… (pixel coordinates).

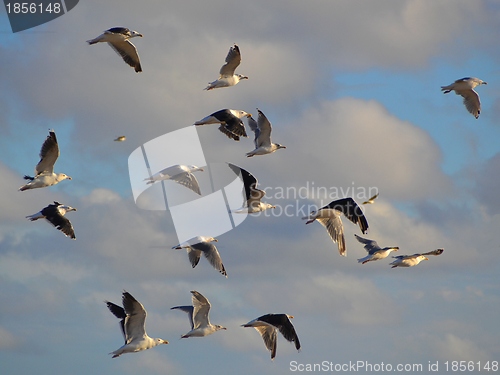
left=87, top=27, right=143, bottom=72
left=171, top=290, right=226, bottom=338
left=362, top=193, right=379, bottom=205
left=354, top=234, right=398, bottom=264
left=205, top=44, right=248, bottom=90
left=228, top=163, right=275, bottom=213
left=441, top=77, right=487, bottom=119
left=246, top=109, right=286, bottom=157
left=242, top=314, right=300, bottom=360
left=26, top=201, right=76, bottom=239
left=194, top=109, right=252, bottom=141
left=303, top=197, right=369, bottom=256
left=105, top=291, right=168, bottom=358
left=114, top=136, right=126, bottom=142
left=389, top=254, right=429, bottom=268
left=19, top=130, right=72, bottom=191
left=144, top=164, right=204, bottom=195
left=172, top=236, right=227, bottom=277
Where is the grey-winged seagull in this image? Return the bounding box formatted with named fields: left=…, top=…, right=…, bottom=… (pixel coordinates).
left=242, top=314, right=301, bottom=360
left=144, top=164, right=204, bottom=195
left=362, top=193, right=379, bottom=205
left=205, top=44, right=248, bottom=90
left=19, top=130, right=72, bottom=191
left=390, top=254, right=428, bottom=268
left=441, top=77, right=487, bottom=119
left=354, top=234, right=398, bottom=264
left=87, top=27, right=143, bottom=72
left=246, top=109, right=286, bottom=157
left=26, top=201, right=76, bottom=239
left=171, top=290, right=226, bottom=338
left=194, top=109, right=251, bottom=141
left=172, top=236, right=227, bottom=277
left=105, top=291, right=168, bottom=358
left=303, top=197, right=369, bottom=256
left=228, top=163, right=275, bottom=213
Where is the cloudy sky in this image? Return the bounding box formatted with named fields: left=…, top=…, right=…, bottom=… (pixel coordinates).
left=1, top=0, right=500, bottom=374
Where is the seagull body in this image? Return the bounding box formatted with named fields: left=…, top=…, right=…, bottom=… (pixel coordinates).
left=246, top=109, right=286, bottom=157
left=303, top=197, right=369, bottom=256
left=242, top=314, right=300, bottom=360
left=205, top=44, right=248, bottom=90
left=173, top=236, right=227, bottom=277
left=171, top=290, right=226, bottom=338
left=87, top=27, right=143, bottom=72
left=354, top=234, right=398, bottom=264
left=228, top=163, right=275, bottom=213
left=362, top=193, right=379, bottom=205
left=441, top=77, right=487, bottom=119
left=26, top=201, right=76, bottom=239
left=144, top=164, right=204, bottom=195
left=194, top=109, right=251, bottom=141
left=105, top=291, right=168, bottom=358
left=390, top=254, right=428, bottom=268
left=114, top=136, right=126, bottom=142
left=19, top=130, right=71, bottom=191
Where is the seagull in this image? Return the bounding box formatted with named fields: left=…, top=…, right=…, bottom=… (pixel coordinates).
left=26, top=201, right=76, bottom=239
left=114, top=136, right=126, bottom=142
left=242, top=314, right=300, bottom=360
left=194, top=109, right=252, bottom=141
left=170, top=290, right=226, bottom=338
left=441, top=77, right=487, bottom=119
left=144, top=164, right=204, bottom=195
left=362, top=193, right=379, bottom=205
left=246, top=109, right=286, bottom=157
left=19, top=130, right=72, bottom=191
left=354, top=234, right=398, bottom=264
left=205, top=44, right=248, bottom=90
left=303, top=197, right=369, bottom=256
left=389, top=254, right=428, bottom=268
left=87, top=27, right=143, bottom=72
left=228, top=163, right=275, bottom=213
left=172, top=236, right=227, bottom=277
left=105, top=291, right=168, bottom=358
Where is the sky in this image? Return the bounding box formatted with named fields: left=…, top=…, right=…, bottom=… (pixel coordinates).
left=1, top=0, right=500, bottom=374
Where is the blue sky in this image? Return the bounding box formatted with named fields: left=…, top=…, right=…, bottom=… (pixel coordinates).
left=1, top=1, right=500, bottom=374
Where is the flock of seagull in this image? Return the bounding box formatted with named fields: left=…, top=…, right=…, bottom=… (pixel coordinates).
left=18, top=26, right=488, bottom=361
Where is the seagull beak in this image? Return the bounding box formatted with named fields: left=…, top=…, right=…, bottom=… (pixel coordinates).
left=246, top=113, right=252, bottom=118
left=424, top=257, right=429, bottom=261
left=67, top=176, right=72, bottom=180
left=138, top=34, right=144, bottom=37
left=213, top=239, right=218, bottom=242
left=163, top=340, right=169, bottom=344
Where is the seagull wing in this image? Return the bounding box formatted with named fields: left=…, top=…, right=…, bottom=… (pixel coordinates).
left=186, top=247, right=202, bottom=268
left=106, top=301, right=127, bottom=342
left=107, top=40, right=142, bottom=72
left=219, top=44, right=241, bottom=77
left=247, top=116, right=260, bottom=148
left=170, top=305, right=195, bottom=330
left=354, top=234, right=381, bottom=254
left=255, top=325, right=277, bottom=359
left=228, top=164, right=264, bottom=207
left=317, top=215, right=346, bottom=256
left=122, top=292, right=147, bottom=343
left=459, top=89, right=481, bottom=118
left=170, top=172, right=202, bottom=195
left=35, top=131, right=59, bottom=175
left=420, top=248, right=444, bottom=256
left=255, top=109, right=272, bottom=148
left=324, top=198, right=369, bottom=234
left=190, top=291, right=211, bottom=328
left=192, top=242, right=227, bottom=277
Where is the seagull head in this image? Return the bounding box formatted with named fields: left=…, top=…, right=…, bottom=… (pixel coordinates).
left=57, top=173, right=72, bottom=182
left=275, top=143, right=286, bottom=150
left=155, top=338, right=169, bottom=345
left=237, top=74, right=249, bottom=81
left=130, top=30, right=143, bottom=38
left=215, top=325, right=227, bottom=332
left=188, top=165, right=204, bottom=172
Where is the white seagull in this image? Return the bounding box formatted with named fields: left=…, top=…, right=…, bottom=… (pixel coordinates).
left=19, top=130, right=72, bottom=191
left=390, top=254, right=428, bottom=268
left=441, top=77, right=487, bottom=119
left=26, top=201, right=76, bottom=239
left=228, top=163, right=275, bottom=213
left=172, top=236, right=227, bottom=277
left=362, top=193, right=379, bottom=205
left=87, top=27, right=143, bottom=72
left=194, top=109, right=252, bottom=141
left=144, top=164, right=204, bottom=195
left=205, top=44, right=248, bottom=90
left=246, top=109, right=286, bottom=157
left=354, top=234, right=398, bottom=264
left=303, top=197, right=369, bottom=256
left=171, top=290, right=226, bottom=338
left=242, top=314, right=301, bottom=360
left=105, top=291, right=168, bottom=358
